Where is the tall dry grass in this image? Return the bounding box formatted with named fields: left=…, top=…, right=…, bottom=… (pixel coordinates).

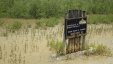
left=0, top=19, right=113, bottom=64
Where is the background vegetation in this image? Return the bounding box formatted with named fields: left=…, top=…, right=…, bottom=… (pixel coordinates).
left=0, top=0, right=113, bottom=18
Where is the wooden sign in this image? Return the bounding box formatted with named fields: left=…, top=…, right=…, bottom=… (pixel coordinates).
left=63, top=9, right=87, bottom=54
left=64, top=10, right=87, bottom=39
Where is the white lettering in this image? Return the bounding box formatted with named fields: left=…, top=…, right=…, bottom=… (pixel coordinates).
left=67, top=24, right=79, bottom=29
left=68, top=31, right=72, bottom=33
left=80, top=28, right=85, bottom=30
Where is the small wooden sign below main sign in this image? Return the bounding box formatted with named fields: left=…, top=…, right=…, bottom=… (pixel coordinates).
left=64, top=10, right=87, bottom=39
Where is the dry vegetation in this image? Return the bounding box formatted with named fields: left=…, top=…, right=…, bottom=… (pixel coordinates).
left=0, top=18, right=113, bottom=64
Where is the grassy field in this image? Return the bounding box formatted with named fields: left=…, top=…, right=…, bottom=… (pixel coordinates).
left=0, top=0, right=113, bottom=64
left=0, top=18, right=113, bottom=64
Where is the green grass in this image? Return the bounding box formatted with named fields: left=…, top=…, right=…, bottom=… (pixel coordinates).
left=84, top=43, right=112, bottom=56
left=6, top=21, right=22, bottom=33
left=35, top=17, right=59, bottom=29
left=88, top=14, right=113, bottom=24
left=47, top=39, right=63, bottom=56
left=0, top=20, right=4, bottom=27
left=45, top=17, right=59, bottom=27
left=35, top=14, right=113, bottom=27
left=35, top=19, right=45, bottom=29
left=47, top=39, right=112, bottom=57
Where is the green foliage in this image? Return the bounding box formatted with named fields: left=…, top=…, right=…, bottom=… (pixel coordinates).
left=45, top=18, right=59, bottom=27
left=88, top=14, right=113, bottom=24
left=48, top=39, right=63, bottom=56
left=6, top=21, right=22, bottom=33
left=35, top=19, right=45, bottom=29
left=0, top=20, right=4, bottom=27
left=0, top=0, right=113, bottom=18
left=29, top=0, right=42, bottom=18
left=35, top=17, right=59, bottom=28
left=8, top=0, right=30, bottom=18
left=84, top=43, right=112, bottom=56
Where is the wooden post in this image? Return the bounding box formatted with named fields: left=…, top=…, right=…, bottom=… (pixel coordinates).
left=66, top=36, right=82, bottom=53
left=82, top=35, right=86, bottom=50
left=64, top=10, right=87, bottom=54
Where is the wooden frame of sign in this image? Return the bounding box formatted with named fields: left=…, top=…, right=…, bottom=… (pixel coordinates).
left=63, top=9, right=87, bottom=54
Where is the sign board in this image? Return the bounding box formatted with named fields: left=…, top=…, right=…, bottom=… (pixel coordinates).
left=64, top=10, right=87, bottom=39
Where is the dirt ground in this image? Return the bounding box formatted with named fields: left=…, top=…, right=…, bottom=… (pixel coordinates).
left=0, top=24, right=113, bottom=64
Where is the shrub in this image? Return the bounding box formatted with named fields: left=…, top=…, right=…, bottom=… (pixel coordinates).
left=1, top=0, right=113, bottom=18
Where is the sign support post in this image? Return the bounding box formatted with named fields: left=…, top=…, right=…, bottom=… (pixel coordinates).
left=64, top=10, right=87, bottom=54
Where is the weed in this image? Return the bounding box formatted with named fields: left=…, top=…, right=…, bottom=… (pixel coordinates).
left=27, top=24, right=32, bottom=28
left=84, top=43, right=112, bottom=56
left=6, top=21, right=22, bottom=33
left=88, top=14, right=113, bottom=24
left=35, top=19, right=46, bottom=29
left=35, top=17, right=59, bottom=29
left=0, top=20, right=4, bottom=27
left=0, top=46, right=2, bottom=59
left=48, top=39, right=63, bottom=56
left=45, top=17, right=59, bottom=27
left=1, top=32, right=8, bottom=37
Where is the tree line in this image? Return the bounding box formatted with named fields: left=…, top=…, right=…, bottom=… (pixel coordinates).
left=0, top=0, right=113, bottom=18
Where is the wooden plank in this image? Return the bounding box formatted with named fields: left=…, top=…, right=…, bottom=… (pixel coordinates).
left=82, top=35, right=86, bottom=50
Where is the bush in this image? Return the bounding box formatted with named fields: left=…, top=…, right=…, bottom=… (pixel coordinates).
left=7, top=0, right=30, bottom=18
left=1, top=0, right=113, bottom=18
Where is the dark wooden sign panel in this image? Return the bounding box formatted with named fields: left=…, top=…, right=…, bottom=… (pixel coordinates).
left=64, top=10, right=87, bottom=39
left=66, top=19, right=80, bottom=37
